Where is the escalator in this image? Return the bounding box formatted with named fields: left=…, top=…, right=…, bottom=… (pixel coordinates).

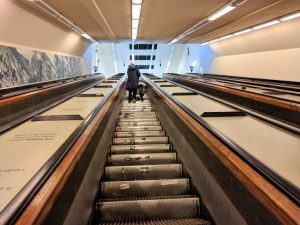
left=96, top=95, right=210, bottom=224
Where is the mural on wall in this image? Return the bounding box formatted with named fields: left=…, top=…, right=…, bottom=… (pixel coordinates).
left=0, top=45, right=87, bottom=88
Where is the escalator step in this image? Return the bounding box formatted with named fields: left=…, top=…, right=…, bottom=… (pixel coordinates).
left=120, top=111, right=156, bottom=115
left=108, top=153, right=177, bottom=166
left=104, top=164, right=183, bottom=180
left=111, top=144, right=172, bottom=154
left=117, top=121, right=161, bottom=126
left=121, top=106, right=153, bottom=110
left=120, top=109, right=154, bottom=113
left=115, top=126, right=163, bottom=132
left=118, top=118, right=159, bottom=122
left=112, top=136, right=168, bottom=145
left=100, top=218, right=210, bottom=225
left=114, top=130, right=166, bottom=138
left=119, top=115, right=158, bottom=119
left=97, top=196, right=200, bottom=222
left=101, top=178, right=189, bottom=198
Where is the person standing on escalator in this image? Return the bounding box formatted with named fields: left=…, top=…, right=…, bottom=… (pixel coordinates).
left=126, top=63, right=141, bottom=103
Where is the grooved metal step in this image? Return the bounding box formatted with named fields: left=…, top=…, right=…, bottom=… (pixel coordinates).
left=115, top=126, right=163, bottom=132
left=104, top=164, right=183, bottom=180
left=100, top=218, right=210, bottom=225
left=97, top=196, right=200, bottom=222
left=108, top=153, right=177, bottom=166
left=118, top=118, right=159, bottom=122
left=117, top=121, right=161, bottom=126
left=101, top=178, right=190, bottom=198
left=121, top=106, right=153, bottom=109
left=114, top=130, right=166, bottom=138
left=119, top=115, right=158, bottom=119
left=112, top=136, right=168, bottom=145
left=120, top=111, right=156, bottom=115
left=120, top=109, right=154, bottom=113
left=111, top=144, right=172, bottom=154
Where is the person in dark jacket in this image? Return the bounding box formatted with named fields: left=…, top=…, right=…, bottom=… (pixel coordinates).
left=126, top=63, right=141, bottom=103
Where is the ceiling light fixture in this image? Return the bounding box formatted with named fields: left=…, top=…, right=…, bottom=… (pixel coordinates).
left=132, top=19, right=139, bottom=29
left=132, top=4, right=142, bottom=20
left=209, top=39, right=219, bottom=44
left=168, top=0, right=246, bottom=44
left=170, top=39, right=178, bottom=44
left=233, top=28, right=252, bottom=36
left=132, top=0, right=143, bottom=40
left=280, top=12, right=300, bottom=21
left=81, top=33, right=92, bottom=39
left=219, top=34, right=233, bottom=40
left=132, top=0, right=142, bottom=4
left=208, top=6, right=235, bottom=21
left=252, top=20, right=280, bottom=30
left=132, top=28, right=138, bottom=35
left=201, top=10, right=300, bottom=45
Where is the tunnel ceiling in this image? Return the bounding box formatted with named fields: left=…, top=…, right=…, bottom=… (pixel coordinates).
left=28, top=0, right=300, bottom=43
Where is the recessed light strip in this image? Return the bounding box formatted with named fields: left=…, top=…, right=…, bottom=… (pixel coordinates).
left=208, top=6, right=235, bottom=21
left=201, top=10, right=300, bottom=45
left=132, top=0, right=143, bottom=40
left=169, top=0, right=245, bottom=44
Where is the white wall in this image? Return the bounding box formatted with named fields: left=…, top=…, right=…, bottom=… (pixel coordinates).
left=91, top=42, right=173, bottom=77
left=209, top=16, right=300, bottom=82
left=211, top=48, right=300, bottom=81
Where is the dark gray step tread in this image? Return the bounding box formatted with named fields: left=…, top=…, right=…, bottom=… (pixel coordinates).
left=99, top=195, right=198, bottom=202
left=101, top=178, right=190, bottom=198
left=104, top=164, right=182, bottom=180
left=100, top=218, right=210, bottom=225
left=97, top=196, right=200, bottom=221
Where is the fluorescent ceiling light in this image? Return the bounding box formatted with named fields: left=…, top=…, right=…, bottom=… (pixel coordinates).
left=280, top=12, right=300, bottom=21
left=209, top=38, right=219, bottom=44
left=132, top=4, right=141, bottom=19
left=81, top=33, right=92, bottom=39
left=132, top=28, right=138, bottom=35
left=219, top=34, right=233, bottom=40
left=201, top=42, right=208, bottom=46
left=233, top=28, right=252, bottom=36
left=132, top=19, right=139, bottom=29
left=132, top=34, right=137, bottom=40
left=252, top=20, right=280, bottom=30
left=170, top=39, right=178, bottom=44
left=208, top=6, right=235, bottom=21
left=132, top=0, right=142, bottom=4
